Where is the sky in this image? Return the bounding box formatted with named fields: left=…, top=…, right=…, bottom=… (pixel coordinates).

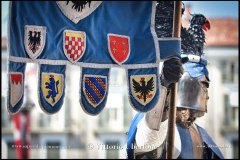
left=183, top=1, right=239, bottom=19
left=1, top=1, right=239, bottom=37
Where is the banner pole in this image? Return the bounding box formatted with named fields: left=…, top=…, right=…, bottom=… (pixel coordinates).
left=166, top=1, right=182, bottom=159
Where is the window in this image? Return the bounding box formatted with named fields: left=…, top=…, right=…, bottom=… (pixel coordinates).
left=106, top=141, right=119, bottom=159
left=224, top=94, right=229, bottom=125
left=7, top=141, right=17, bottom=159
left=46, top=142, right=60, bottom=159
left=98, top=93, right=123, bottom=129
left=39, top=114, right=51, bottom=127
left=221, top=61, right=227, bottom=82
left=38, top=110, right=65, bottom=130
left=40, top=135, right=67, bottom=159
left=221, top=60, right=238, bottom=83
left=98, top=109, right=107, bottom=128
left=232, top=140, right=239, bottom=159
left=230, top=62, right=235, bottom=82
left=231, top=107, right=238, bottom=128
left=99, top=108, right=119, bottom=129
left=109, top=68, right=125, bottom=86
left=108, top=108, right=118, bottom=122
left=2, top=97, right=11, bottom=128
left=123, top=95, right=133, bottom=128
left=1, top=50, right=7, bottom=71
left=224, top=93, right=239, bottom=128
left=64, top=97, right=71, bottom=129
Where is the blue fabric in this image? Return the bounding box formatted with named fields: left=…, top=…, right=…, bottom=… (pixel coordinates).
left=177, top=124, right=224, bottom=159
left=9, top=1, right=180, bottom=114
left=181, top=54, right=208, bottom=66
left=9, top=1, right=180, bottom=63
left=176, top=124, right=194, bottom=159
left=183, top=62, right=210, bottom=80
left=159, top=40, right=181, bottom=59
left=126, top=117, right=224, bottom=159
left=126, top=113, right=144, bottom=159
left=196, top=124, right=224, bottom=159
left=8, top=62, right=26, bottom=114
left=39, top=64, right=66, bottom=114
left=81, top=67, right=109, bottom=115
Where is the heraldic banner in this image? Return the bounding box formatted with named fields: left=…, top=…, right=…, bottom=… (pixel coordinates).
left=8, top=1, right=180, bottom=115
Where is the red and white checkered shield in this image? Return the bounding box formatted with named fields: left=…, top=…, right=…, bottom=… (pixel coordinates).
left=63, top=30, right=86, bottom=63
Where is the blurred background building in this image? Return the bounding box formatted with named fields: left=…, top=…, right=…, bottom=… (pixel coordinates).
left=200, top=18, right=238, bottom=159
left=1, top=1, right=239, bottom=159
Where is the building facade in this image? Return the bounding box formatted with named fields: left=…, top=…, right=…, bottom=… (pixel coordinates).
left=196, top=18, right=239, bottom=159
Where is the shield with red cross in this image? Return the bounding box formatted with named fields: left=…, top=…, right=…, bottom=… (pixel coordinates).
left=63, top=30, right=86, bottom=63
left=108, top=34, right=130, bottom=65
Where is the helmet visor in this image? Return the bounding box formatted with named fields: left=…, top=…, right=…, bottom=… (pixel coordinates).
left=177, top=72, right=208, bottom=112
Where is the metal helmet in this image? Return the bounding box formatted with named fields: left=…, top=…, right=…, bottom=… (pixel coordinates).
left=176, top=54, right=210, bottom=117
left=178, top=12, right=211, bottom=118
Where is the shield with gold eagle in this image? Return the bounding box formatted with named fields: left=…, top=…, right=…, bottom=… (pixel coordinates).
left=63, top=30, right=86, bottom=63
left=108, top=33, right=130, bottom=65
left=130, top=75, right=156, bottom=106
left=41, top=73, right=64, bottom=106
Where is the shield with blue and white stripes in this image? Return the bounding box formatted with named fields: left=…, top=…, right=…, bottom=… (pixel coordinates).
left=83, top=75, right=107, bottom=107
left=80, top=67, right=110, bottom=115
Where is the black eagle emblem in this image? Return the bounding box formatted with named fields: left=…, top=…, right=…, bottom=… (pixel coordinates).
left=132, top=77, right=154, bottom=103
left=28, top=31, right=41, bottom=54
left=66, top=1, right=92, bottom=12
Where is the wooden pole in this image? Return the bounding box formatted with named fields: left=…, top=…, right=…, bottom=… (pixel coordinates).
left=166, top=1, right=182, bottom=159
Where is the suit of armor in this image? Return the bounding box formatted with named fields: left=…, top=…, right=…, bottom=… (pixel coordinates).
left=126, top=57, right=224, bottom=159
left=126, top=9, right=223, bottom=159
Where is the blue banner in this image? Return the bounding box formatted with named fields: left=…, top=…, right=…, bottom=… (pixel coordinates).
left=8, top=1, right=180, bottom=114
